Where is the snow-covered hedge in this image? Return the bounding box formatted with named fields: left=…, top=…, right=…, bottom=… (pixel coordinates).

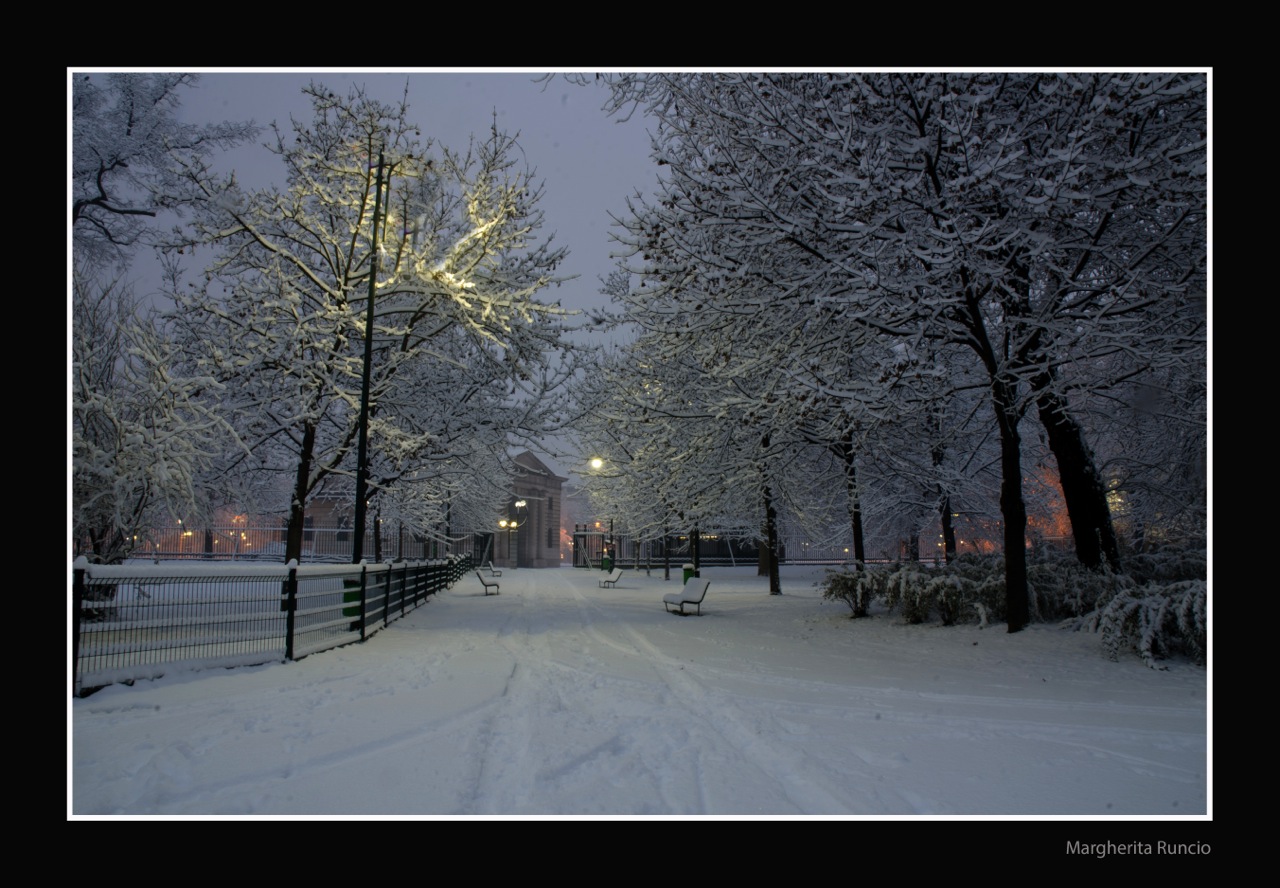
left=818, top=566, right=876, bottom=618
left=1079, top=579, right=1207, bottom=669
left=817, top=546, right=1207, bottom=668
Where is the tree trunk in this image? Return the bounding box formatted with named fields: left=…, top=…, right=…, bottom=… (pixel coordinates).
left=89, top=525, right=128, bottom=565
left=284, top=421, right=316, bottom=564
left=962, top=260, right=1031, bottom=631
left=993, top=376, right=1030, bottom=632
left=932, top=445, right=957, bottom=564
left=1032, top=374, right=1122, bottom=573
left=835, top=432, right=867, bottom=569
left=761, top=481, right=782, bottom=594
left=939, top=497, right=956, bottom=563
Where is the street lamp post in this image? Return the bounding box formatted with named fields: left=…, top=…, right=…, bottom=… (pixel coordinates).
left=352, top=149, right=385, bottom=564
left=499, top=500, right=527, bottom=569
left=588, top=458, right=612, bottom=571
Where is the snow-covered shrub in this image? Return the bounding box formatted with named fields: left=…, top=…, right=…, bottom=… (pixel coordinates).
left=1027, top=556, right=1106, bottom=620
left=1079, top=579, right=1206, bottom=668
left=817, top=567, right=875, bottom=618
left=882, top=567, right=934, bottom=624
left=1123, top=546, right=1208, bottom=585
left=947, top=554, right=1006, bottom=624
left=927, top=574, right=972, bottom=626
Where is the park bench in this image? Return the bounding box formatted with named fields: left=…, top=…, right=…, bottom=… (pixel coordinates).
left=475, top=570, right=500, bottom=595
left=663, top=578, right=710, bottom=616
left=485, top=561, right=503, bottom=577
left=599, top=568, right=624, bottom=588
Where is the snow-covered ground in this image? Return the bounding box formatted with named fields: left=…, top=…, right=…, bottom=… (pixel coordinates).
left=69, top=564, right=1209, bottom=819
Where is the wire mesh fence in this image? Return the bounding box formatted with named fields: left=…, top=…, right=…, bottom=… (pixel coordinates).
left=72, top=555, right=472, bottom=697
left=101, top=521, right=487, bottom=565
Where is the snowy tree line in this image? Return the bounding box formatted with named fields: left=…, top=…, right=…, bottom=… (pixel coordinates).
left=71, top=72, right=1208, bottom=637
left=564, top=73, right=1207, bottom=631
left=72, top=75, right=581, bottom=566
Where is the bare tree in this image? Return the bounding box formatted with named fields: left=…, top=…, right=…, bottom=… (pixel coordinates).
left=166, top=83, right=576, bottom=562
left=72, top=265, right=240, bottom=562
left=578, top=72, right=1206, bottom=630
left=71, top=72, right=257, bottom=265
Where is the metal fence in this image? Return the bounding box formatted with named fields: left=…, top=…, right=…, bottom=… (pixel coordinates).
left=572, top=532, right=892, bottom=570
left=72, top=554, right=472, bottom=697
left=571, top=531, right=1059, bottom=569
left=111, top=521, right=487, bottom=565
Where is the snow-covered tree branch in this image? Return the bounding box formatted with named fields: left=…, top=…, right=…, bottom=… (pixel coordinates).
left=165, top=83, right=578, bottom=562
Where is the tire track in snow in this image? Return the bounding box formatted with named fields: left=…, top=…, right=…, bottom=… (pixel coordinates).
left=469, top=589, right=542, bottom=814
left=562, top=580, right=852, bottom=813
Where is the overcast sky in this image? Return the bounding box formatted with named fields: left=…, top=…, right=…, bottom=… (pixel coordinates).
left=86, top=68, right=661, bottom=321
left=72, top=69, right=664, bottom=477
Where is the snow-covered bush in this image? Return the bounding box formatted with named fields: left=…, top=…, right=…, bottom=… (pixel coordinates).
left=1030, top=543, right=1208, bottom=667
left=882, top=566, right=935, bottom=624
left=1122, top=546, right=1208, bottom=585
left=1027, top=554, right=1109, bottom=620
left=946, top=554, right=1006, bottom=625
left=927, top=574, right=970, bottom=626
left=819, top=545, right=1206, bottom=668
left=1080, top=579, right=1207, bottom=669
left=817, top=566, right=876, bottom=618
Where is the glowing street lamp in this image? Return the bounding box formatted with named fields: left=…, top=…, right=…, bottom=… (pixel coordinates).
left=499, top=500, right=528, bottom=569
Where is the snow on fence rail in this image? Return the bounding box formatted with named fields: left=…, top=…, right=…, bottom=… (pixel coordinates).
left=72, top=555, right=471, bottom=697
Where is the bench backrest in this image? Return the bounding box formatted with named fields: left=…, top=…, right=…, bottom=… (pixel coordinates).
left=686, top=579, right=710, bottom=603
left=476, top=570, right=493, bottom=584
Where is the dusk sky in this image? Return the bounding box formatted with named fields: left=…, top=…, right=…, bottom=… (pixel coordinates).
left=71, top=68, right=664, bottom=478
left=76, top=68, right=661, bottom=324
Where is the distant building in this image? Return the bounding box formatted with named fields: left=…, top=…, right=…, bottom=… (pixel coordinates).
left=494, top=451, right=567, bottom=568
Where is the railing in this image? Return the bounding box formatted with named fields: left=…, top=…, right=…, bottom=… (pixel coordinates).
left=570, top=532, right=1046, bottom=568
left=95, top=523, right=486, bottom=565
left=72, top=554, right=472, bottom=697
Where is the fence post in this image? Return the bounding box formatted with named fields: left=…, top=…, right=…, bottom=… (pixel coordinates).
left=359, top=563, right=368, bottom=640
left=283, top=560, right=299, bottom=661
left=383, top=566, right=393, bottom=629
left=400, top=563, right=409, bottom=618
left=73, top=557, right=86, bottom=697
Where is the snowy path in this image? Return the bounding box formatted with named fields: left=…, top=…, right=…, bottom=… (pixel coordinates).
left=71, top=565, right=1208, bottom=817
